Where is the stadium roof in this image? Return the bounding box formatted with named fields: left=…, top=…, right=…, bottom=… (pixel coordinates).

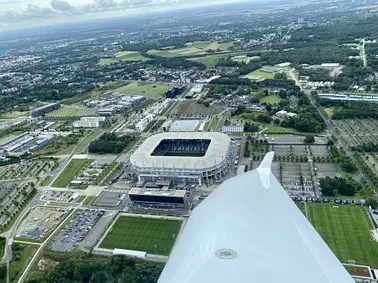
left=129, top=188, right=186, bottom=198
left=157, top=152, right=354, bottom=283
left=130, top=132, right=231, bottom=170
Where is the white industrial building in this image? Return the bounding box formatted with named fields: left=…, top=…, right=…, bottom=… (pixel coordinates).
left=275, top=110, right=297, bottom=119
left=73, top=117, right=106, bottom=128
left=135, top=114, right=154, bottom=132
left=222, top=125, right=244, bottom=133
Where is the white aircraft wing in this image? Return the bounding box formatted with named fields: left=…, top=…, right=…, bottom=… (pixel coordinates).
left=157, top=152, right=354, bottom=283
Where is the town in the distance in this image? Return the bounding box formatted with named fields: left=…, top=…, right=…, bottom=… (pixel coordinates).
left=1, top=0, right=378, bottom=282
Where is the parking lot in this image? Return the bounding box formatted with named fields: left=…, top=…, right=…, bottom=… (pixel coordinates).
left=92, top=192, right=125, bottom=207
left=314, top=163, right=341, bottom=178
left=50, top=209, right=103, bottom=252
left=41, top=191, right=76, bottom=203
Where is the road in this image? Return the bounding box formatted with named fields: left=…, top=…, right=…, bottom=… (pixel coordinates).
left=17, top=208, right=77, bottom=283
left=1, top=128, right=102, bottom=283
left=289, top=69, right=375, bottom=193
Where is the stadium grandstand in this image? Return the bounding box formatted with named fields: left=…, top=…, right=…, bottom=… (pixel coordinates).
left=129, top=132, right=236, bottom=185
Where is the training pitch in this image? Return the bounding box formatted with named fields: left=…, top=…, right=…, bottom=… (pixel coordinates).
left=308, top=203, right=378, bottom=268
left=100, top=216, right=183, bottom=256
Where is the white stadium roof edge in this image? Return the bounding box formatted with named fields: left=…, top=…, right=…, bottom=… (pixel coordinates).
left=157, top=152, right=354, bottom=283
left=130, top=132, right=231, bottom=170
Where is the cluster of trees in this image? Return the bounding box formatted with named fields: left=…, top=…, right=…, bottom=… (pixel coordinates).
left=319, top=99, right=378, bottom=119
left=319, top=177, right=359, bottom=196
left=330, top=146, right=357, bottom=173
left=89, top=133, right=136, bottom=154
left=244, top=141, right=251, bottom=158
left=304, top=136, right=315, bottom=144
left=351, top=142, right=378, bottom=152
left=27, top=253, right=164, bottom=283
left=260, top=45, right=358, bottom=66
left=244, top=122, right=259, bottom=132
left=146, top=54, right=206, bottom=70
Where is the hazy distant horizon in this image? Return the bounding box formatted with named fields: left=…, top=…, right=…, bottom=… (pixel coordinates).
left=0, top=0, right=299, bottom=32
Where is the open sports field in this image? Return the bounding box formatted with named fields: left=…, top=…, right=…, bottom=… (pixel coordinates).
left=100, top=216, right=182, bottom=256
left=98, top=51, right=149, bottom=65
left=243, top=68, right=276, bottom=80
left=260, top=95, right=283, bottom=104
left=164, top=151, right=205, bottom=157
left=113, top=82, right=171, bottom=99
left=52, top=158, right=94, bottom=188
left=308, top=203, right=378, bottom=267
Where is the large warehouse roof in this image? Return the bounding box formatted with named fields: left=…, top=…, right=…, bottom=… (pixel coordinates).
left=130, top=132, right=231, bottom=170
left=157, top=152, right=354, bottom=283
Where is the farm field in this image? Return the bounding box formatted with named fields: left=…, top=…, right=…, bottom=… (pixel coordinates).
left=189, top=54, right=229, bottom=67
left=332, top=119, right=378, bottom=147
left=98, top=51, right=149, bottom=65
left=113, top=82, right=171, bottom=98
left=148, top=41, right=234, bottom=58
left=100, top=216, right=182, bottom=256
left=308, top=203, right=378, bottom=268
left=52, top=158, right=94, bottom=188
left=170, top=101, right=224, bottom=118
left=260, top=95, right=283, bottom=104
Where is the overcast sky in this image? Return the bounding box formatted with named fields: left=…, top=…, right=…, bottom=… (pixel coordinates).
left=0, top=0, right=248, bottom=31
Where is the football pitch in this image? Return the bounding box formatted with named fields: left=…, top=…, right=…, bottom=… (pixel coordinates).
left=164, top=151, right=205, bottom=157
left=100, top=216, right=183, bottom=256
left=308, top=203, right=378, bottom=268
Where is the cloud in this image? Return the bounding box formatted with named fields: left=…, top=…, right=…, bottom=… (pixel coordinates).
left=120, top=0, right=152, bottom=5
left=94, top=0, right=118, bottom=7
left=23, top=4, right=54, bottom=18
left=50, top=0, right=73, bottom=11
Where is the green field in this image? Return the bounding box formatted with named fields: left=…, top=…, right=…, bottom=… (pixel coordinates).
left=0, top=110, right=28, bottom=119
left=148, top=41, right=234, bottom=58
left=164, top=151, right=205, bottom=157
left=9, top=243, right=38, bottom=283
left=243, top=69, right=276, bottom=80
left=49, top=107, right=80, bottom=117
left=52, top=159, right=94, bottom=188
left=100, top=216, right=182, bottom=255
left=113, top=82, right=171, bottom=98
left=98, top=51, right=149, bottom=65
left=260, top=95, right=283, bottom=104
left=188, top=54, right=229, bottom=67
left=0, top=131, right=23, bottom=144
left=309, top=203, right=378, bottom=267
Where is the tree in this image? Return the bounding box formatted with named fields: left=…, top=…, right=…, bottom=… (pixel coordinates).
left=304, top=135, right=315, bottom=144
left=366, top=198, right=378, bottom=209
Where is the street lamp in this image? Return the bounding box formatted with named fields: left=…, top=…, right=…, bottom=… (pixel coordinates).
left=154, top=244, right=158, bottom=259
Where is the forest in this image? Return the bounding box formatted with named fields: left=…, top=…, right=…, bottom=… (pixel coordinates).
left=88, top=133, right=136, bottom=154
left=26, top=253, right=164, bottom=283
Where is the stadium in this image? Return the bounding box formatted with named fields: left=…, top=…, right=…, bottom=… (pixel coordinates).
left=129, top=132, right=235, bottom=185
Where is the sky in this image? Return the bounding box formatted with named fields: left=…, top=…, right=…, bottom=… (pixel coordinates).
left=0, top=0, right=247, bottom=31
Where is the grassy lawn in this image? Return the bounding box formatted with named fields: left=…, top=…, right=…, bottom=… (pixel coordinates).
left=113, top=82, right=171, bottom=98
left=52, top=159, right=94, bottom=188
left=76, top=130, right=104, bottom=153
left=188, top=54, right=229, bottom=67
left=49, top=107, right=80, bottom=118
left=205, top=118, right=218, bottom=131
left=219, top=41, right=234, bottom=50
left=260, top=95, right=283, bottom=104
left=100, top=216, right=182, bottom=256
left=0, top=111, right=28, bottom=119
left=243, top=68, right=275, bottom=80
left=164, top=151, right=205, bottom=157
left=9, top=243, right=38, bottom=283
left=98, top=51, right=149, bottom=65
left=83, top=196, right=95, bottom=206
left=308, top=203, right=378, bottom=267
left=323, top=107, right=336, bottom=118
left=0, top=131, right=23, bottom=144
